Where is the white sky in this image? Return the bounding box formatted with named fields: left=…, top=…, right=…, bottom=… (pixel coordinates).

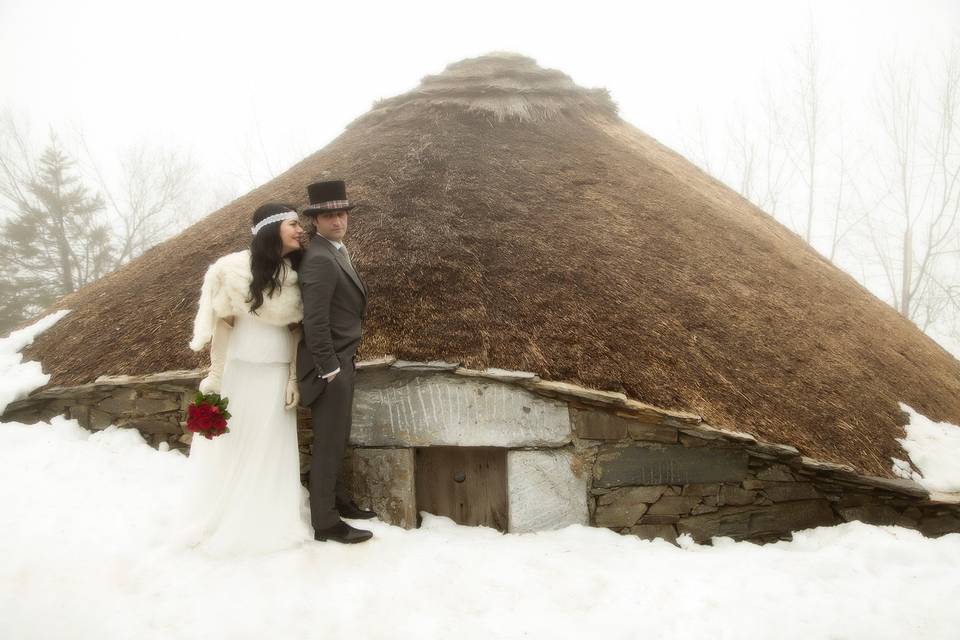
left=2, top=0, right=960, bottom=351
left=3, top=0, right=957, bottom=191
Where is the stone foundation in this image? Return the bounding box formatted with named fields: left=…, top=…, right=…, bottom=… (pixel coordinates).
left=4, top=360, right=959, bottom=544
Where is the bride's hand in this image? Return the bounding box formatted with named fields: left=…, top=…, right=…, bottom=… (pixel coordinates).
left=283, top=378, right=299, bottom=410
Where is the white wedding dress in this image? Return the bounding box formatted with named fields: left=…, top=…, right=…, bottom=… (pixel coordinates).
left=174, top=313, right=314, bottom=557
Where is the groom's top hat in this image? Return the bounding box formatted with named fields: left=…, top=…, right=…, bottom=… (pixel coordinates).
left=301, top=179, right=357, bottom=216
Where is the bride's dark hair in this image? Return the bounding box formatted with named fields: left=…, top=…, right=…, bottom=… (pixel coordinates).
left=248, top=202, right=303, bottom=314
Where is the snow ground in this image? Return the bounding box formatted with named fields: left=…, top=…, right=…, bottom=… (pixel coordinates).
left=0, top=313, right=958, bottom=639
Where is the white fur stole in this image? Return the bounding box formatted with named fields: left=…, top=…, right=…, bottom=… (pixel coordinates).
left=189, top=249, right=303, bottom=351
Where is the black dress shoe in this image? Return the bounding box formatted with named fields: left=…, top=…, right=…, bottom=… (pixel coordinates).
left=314, top=520, right=373, bottom=544
left=336, top=499, right=377, bottom=519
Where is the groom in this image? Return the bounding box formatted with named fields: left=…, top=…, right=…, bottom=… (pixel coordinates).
left=297, top=179, right=376, bottom=544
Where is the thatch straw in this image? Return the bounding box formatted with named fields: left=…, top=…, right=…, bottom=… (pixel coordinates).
left=18, top=52, right=960, bottom=478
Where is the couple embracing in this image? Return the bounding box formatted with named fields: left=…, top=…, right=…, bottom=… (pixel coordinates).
left=179, top=180, right=375, bottom=556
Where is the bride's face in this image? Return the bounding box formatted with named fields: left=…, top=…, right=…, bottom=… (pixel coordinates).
left=279, top=218, right=304, bottom=255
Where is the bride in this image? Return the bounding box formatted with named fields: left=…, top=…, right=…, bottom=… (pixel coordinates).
left=176, top=202, right=314, bottom=556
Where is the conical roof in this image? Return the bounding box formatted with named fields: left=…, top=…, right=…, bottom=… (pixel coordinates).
left=19, top=52, right=960, bottom=477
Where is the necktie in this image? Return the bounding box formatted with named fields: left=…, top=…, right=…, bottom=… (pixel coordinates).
left=337, top=245, right=362, bottom=288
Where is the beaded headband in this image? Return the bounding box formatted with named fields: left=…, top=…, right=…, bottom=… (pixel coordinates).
left=251, top=210, right=298, bottom=235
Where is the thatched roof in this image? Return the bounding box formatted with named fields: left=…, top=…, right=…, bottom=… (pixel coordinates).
left=17, top=52, right=960, bottom=478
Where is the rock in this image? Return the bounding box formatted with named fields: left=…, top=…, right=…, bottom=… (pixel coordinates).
left=507, top=449, right=590, bottom=533
left=95, top=389, right=138, bottom=415
left=355, top=356, right=397, bottom=370
left=597, top=486, right=668, bottom=506
left=918, top=514, right=960, bottom=537
left=837, top=504, right=902, bottom=526
left=594, top=502, right=648, bottom=527
left=391, top=360, right=460, bottom=371
left=350, top=370, right=571, bottom=447
left=799, top=456, right=856, bottom=474
left=678, top=499, right=837, bottom=543
left=571, top=409, right=628, bottom=440
left=346, top=447, right=417, bottom=529
left=94, top=370, right=203, bottom=386
left=760, top=483, right=821, bottom=502
left=840, top=475, right=928, bottom=498
left=719, top=485, right=756, bottom=506
left=757, top=464, right=796, bottom=482
left=682, top=483, right=721, bottom=497
left=746, top=442, right=801, bottom=459
left=528, top=380, right=630, bottom=407
left=691, top=504, right=719, bottom=515
left=630, top=524, right=678, bottom=544
left=646, top=496, right=702, bottom=515
left=594, top=443, right=749, bottom=487
left=639, top=514, right=680, bottom=525
left=454, top=367, right=539, bottom=383
left=626, top=421, right=679, bottom=444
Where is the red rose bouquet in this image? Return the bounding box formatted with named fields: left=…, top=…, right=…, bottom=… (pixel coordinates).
left=186, top=391, right=232, bottom=439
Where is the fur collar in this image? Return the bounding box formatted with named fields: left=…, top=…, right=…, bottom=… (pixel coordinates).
left=189, top=249, right=303, bottom=351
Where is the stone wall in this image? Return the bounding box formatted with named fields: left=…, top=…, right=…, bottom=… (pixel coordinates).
left=4, top=361, right=959, bottom=544
left=573, top=408, right=960, bottom=543
left=2, top=370, right=202, bottom=450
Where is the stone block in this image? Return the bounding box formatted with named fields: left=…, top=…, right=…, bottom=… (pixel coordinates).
left=597, top=485, right=667, bottom=507
left=646, top=496, right=702, bottom=515
left=691, top=504, right=719, bottom=515
left=594, top=501, right=648, bottom=527
left=682, top=483, right=720, bottom=497
left=678, top=499, right=837, bottom=543
left=719, top=485, right=756, bottom=506
left=87, top=407, right=114, bottom=429
left=626, top=421, right=678, bottom=444
left=95, top=389, right=139, bottom=415
left=761, top=483, right=821, bottom=502
left=756, top=464, right=796, bottom=482
left=918, top=514, right=960, bottom=537
left=594, top=444, right=749, bottom=487
left=508, top=449, right=589, bottom=533
left=837, top=504, right=902, bottom=526
left=351, top=370, right=571, bottom=447
left=639, top=514, right=679, bottom=525
left=346, top=447, right=417, bottom=529
left=630, top=524, right=678, bottom=544
left=571, top=409, right=628, bottom=440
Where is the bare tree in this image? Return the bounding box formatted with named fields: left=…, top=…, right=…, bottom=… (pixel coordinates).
left=795, top=25, right=822, bottom=244
left=80, top=134, right=199, bottom=266
left=867, top=48, right=960, bottom=327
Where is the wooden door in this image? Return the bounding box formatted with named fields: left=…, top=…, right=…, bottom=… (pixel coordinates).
left=414, top=446, right=507, bottom=532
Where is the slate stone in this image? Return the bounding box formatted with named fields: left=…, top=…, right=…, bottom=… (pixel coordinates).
left=719, top=485, right=757, bottom=506
left=572, top=409, right=628, bottom=440
left=626, top=421, right=679, bottom=444
left=756, top=464, right=796, bottom=482
left=594, top=444, right=749, bottom=487
left=594, top=501, right=648, bottom=527
left=646, top=496, right=702, bottom=515
left=630, top=524, right=678, bottom=544
left=678, top=499, right=837, bottom=543
left=760, top=482, right=821, bottom=502
left=837, top=504, right=902, bottom=526
left=597, top=486, right=667, bottom=506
